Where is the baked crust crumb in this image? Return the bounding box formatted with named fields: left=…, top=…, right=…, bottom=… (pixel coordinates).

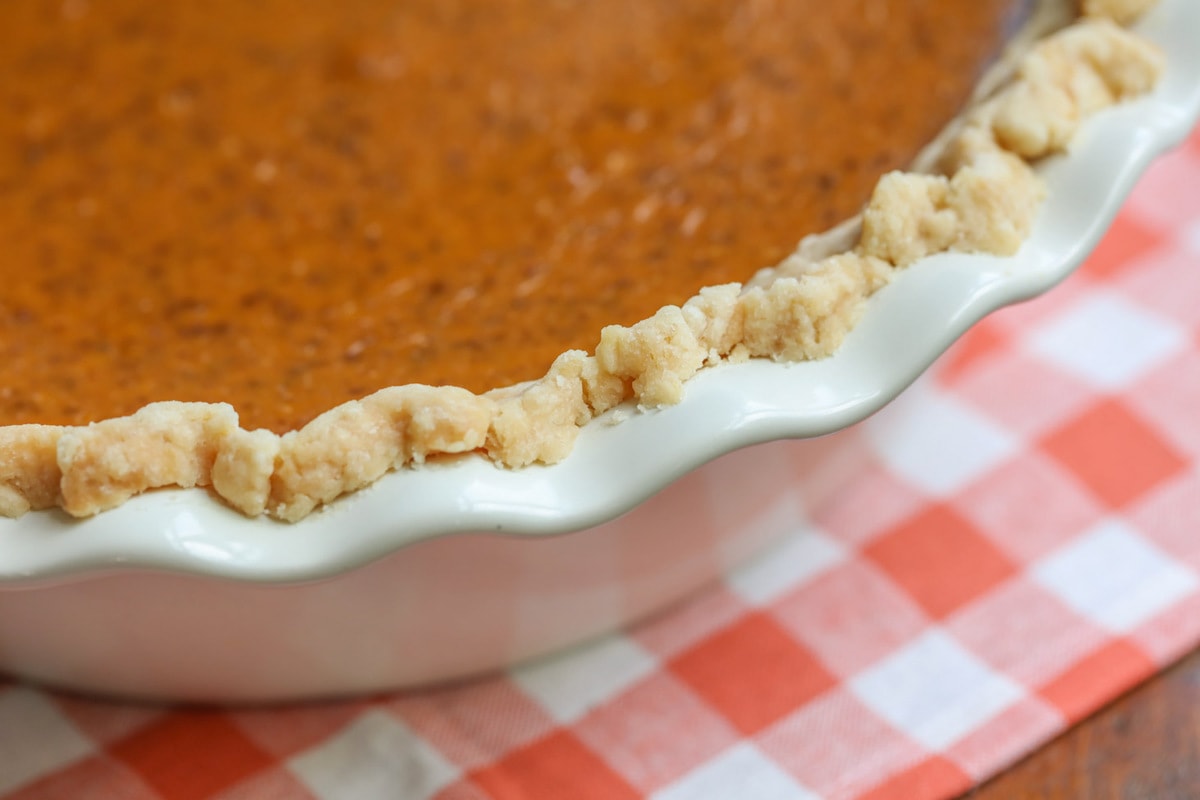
left=994, top=18, right=1164, bottom=157
left=0, top=4, right=1166, bottom=522
left=0, top=425, right=65, bottom=516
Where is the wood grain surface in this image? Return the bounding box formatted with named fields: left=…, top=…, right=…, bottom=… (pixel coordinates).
left=967, top=648, right=1200, bottom=798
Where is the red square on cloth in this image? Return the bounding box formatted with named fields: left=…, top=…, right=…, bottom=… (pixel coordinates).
left=468, top=731, right=638, bottom=800
left=107, top=712, right=274, bottom=800
left=1042, top=399, right=1188, bottom=509
left=864, top=506, right=1017, bottom=620
left=1082, top=213, right=1161, bottom=280
left=1187, top=126, right=1200, bottom=159
left=857, top=756, right=971, bottom=800
left=669, top=613, right=836, bottom=735
left=231, top=699, right=369, bottom=759
left=1038, top=640, right=1156, bottom=723
left=936, top=321, right=1011, bottom=384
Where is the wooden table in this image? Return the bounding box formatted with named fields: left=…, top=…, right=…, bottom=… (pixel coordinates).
left=968, top=648, right=1200, bottom=797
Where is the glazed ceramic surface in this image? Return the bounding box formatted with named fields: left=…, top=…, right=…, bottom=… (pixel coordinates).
left=0, top=0, right=1196, bottom=702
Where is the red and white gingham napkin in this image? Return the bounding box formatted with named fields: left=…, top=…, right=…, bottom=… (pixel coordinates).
left=1, top=128, right=1198, bottom=800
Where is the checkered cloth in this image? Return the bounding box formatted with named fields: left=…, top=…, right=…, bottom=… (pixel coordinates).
left=2, top=128, right=1199, bottom=800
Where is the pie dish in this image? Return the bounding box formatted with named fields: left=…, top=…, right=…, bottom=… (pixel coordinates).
left=0, top=0, right=1194, bottom=702
left=0, top=0, right=1168, bottom=523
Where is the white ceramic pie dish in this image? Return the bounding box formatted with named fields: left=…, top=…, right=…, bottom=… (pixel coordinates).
left=0, top=0, right=1196, bottom=703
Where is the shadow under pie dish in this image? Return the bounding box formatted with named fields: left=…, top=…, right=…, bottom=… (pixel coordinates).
left=0, top=0, right=1196, bottom=701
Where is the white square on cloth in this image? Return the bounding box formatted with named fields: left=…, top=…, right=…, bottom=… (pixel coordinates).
left=653, top=742, right=820, bottom=800
left=513, top=634, right=656, bottom=723
left=289, top=710, right=459, bottom=800
left=1033, top=519, right=1199, bottom=633
left=1026, top=290, right=1186, bottom=390
left=0, top=688, right=94, bottom=795
left=866, top=384, right=1018, bottom=497
left=728, top=528, right=848, bottom=606
left=850, top=630, right=1024, bottom=751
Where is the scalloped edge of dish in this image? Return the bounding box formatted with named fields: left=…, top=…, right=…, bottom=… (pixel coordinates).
left=0, top=0, right=1197, bottom=585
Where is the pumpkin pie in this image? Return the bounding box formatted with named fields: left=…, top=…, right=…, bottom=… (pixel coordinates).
left=0, top=0, right=1164, bottom=520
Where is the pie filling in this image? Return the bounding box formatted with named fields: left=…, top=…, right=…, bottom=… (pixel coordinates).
left=0, top=0, right=1165, bottom=520
left=3, top=0, right=1029, bottom=434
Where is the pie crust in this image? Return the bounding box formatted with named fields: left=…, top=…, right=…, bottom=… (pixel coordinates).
left=0, top=3, right=1164, bottom=522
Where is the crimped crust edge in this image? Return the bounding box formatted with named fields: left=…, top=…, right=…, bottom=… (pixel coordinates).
left=0, top=8, right=1165, bottom=522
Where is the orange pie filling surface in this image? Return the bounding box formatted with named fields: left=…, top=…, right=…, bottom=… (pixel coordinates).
left=0, top=0, right=1165, bottom=519
left=2, top=0, right=1032, bottom=434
